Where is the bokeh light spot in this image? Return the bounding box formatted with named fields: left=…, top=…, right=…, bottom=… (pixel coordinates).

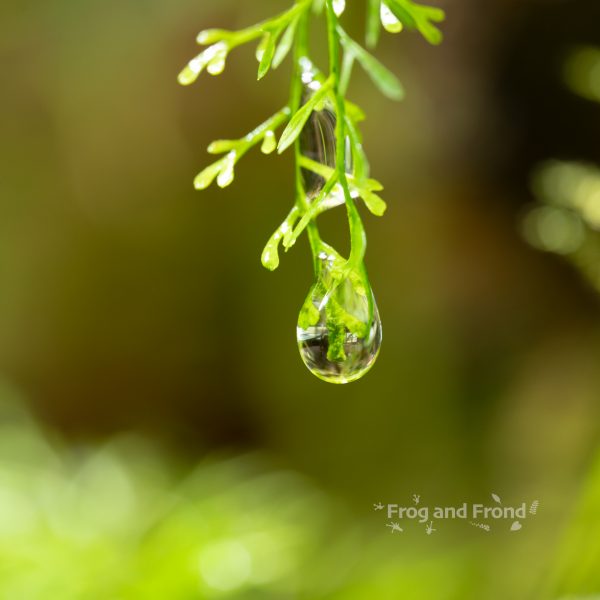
left=199, top=539, right=252, bottom=592
left=522, top=206, right=585, bottom=255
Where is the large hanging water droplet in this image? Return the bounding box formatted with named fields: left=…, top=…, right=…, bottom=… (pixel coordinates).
left=297, top=249, right=382, bottom=384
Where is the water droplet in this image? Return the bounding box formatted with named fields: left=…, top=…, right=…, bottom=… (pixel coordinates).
left=300, top=104, right=336, bottom=199
left=297, top=249, right=382, bottom=383
left=217, top=152, right=236, bottom=188
left=178, top=43, right=229, bottom=85
left=380, top=3, right=403, bottom=33
left=333, top=0, right=346, bottom=17
left=299, top=67, right=352, bottom=202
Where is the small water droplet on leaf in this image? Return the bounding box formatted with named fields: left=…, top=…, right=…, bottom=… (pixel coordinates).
left=380, top=3, right=403, bottom=33
left=333, top=0, right=346, bottom=17
left=216, top=153, right=236, bottom=188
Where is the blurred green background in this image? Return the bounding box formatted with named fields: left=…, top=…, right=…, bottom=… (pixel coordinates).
left=1, top=0, right=600, bottom=597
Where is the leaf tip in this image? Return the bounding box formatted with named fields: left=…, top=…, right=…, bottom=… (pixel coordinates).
left=193, top=178, right=209, bottom=191
left=277, top=139, right=290, bottom=155
left=261, top=254, right=279, bottom=271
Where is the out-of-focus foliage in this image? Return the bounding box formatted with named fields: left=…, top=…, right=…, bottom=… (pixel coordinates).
left=0, top=384, right=600, bottom=599
left=523, top=46, right=600, bottom=294
left=550, top=452, right=600, bottom=599
left=0, top=388, right=470, bottom=599
left=564, top=46, right=600, bottom=104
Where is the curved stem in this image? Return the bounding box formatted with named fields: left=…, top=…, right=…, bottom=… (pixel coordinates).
left=292, top=10, right=322, bottom=273
left=324, top=0, right=367, bottom=270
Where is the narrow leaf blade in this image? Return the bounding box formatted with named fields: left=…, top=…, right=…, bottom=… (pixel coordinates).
left=258, top=32, right=277, bottom=80
left=277, top=83, right=330, bottom=154
left=272, top=18, right=298, bottom=69
left=351, top=43, right=404, bottom=100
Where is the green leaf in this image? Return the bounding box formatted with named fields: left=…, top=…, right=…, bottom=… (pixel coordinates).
left=277, top=80, right=332, bottom=154
left=272, top=17, right=299, bottom=69
left=261, top=206, right=300, bottom=270
left=205, top=44, right=229, bottom=76
left=340, top=51, right=355, bottom=95
left=256, top=0, right=308, bottom=79
left=194, top=158, right=226, bottom=190
left=207, top=139, right=238, bottom=154
left=364, top=178, right=384, bottom=192
left=255, top=33, right=270, bottom=62
left=261, top=131, right=277, bottom=154
left=362, top=190, right=387, bottom=216
left=196, top=29, right=231, bottom=45
left=387, top=0, right=445, bottom=45
left=178, top=42, right=231, bottom=85
left=386, top=0, right=416, bottom=28
left=261, top=232, right=282, bottom=271
left=216, top=152, right=236, bottom=188
left=419, top=19, right=444, bottom=45
left=420, top=3, right=445, bottom=23
left=345, top=100, right=366, bottom=123
left=345, top=117, right=370, bottom=181
left=354, top=48, right=404, bottom=100
left=298, top=156, right=331, bottom=180
left=257, top=30, right=278, bottom=80
left=338, top=30, right=404, bottom=100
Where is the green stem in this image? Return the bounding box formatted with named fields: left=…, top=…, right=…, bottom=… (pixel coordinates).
left=284, top=171, right=339, bottom=249
left=244, top=107, right=290, bottom=142
left=292, top=10, right=322, bottom=273
left=325, top=0, right=367, bottom=270
left=228, top=0, right=312, bottom=49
